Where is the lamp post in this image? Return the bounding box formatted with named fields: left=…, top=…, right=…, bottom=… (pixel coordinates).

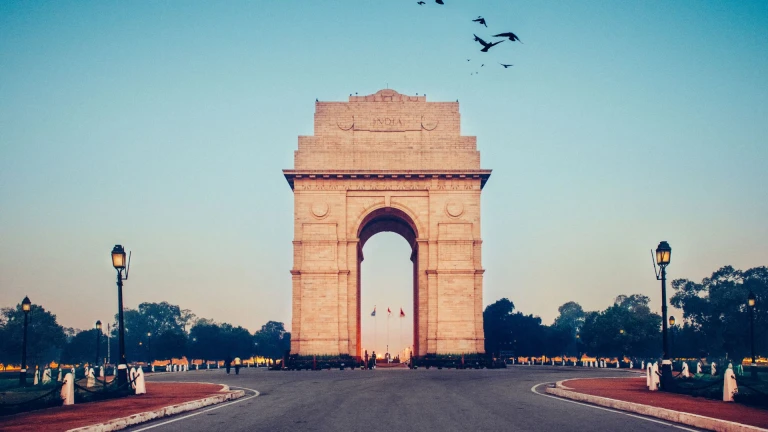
left=655, top=241, right=673, bottom=390
left=19, top=296, right=31, bottom=386
left=669, top=316, right=675, bottom=360
left=748, top=291, right=757, bottom=379
left=147, top=332, right=152, bottom=365
left=111, top=244, right=129, bottom=386
left=95, top=320, right=102, bottom=367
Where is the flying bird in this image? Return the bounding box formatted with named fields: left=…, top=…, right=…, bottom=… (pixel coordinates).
left=435, top=0, right=444, bottom=4
left=493, top=32, right=523, bottom=43
left=473, top=34, right=504, bottom=52
left=499, top=63, right=513, bottom=68
left=472, top=16, right=487, bottom=27
left=417, top=1, right=425, bottom=4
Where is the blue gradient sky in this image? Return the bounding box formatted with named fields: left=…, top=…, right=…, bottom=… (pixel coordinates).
left=1, top=1, right=766, bottom=355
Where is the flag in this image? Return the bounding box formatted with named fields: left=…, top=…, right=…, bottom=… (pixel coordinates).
left=371, top=306, right=376, bottom=317
left=400, top=308, right=405, bottom=318
left=387, top=307, right=392, bottom=316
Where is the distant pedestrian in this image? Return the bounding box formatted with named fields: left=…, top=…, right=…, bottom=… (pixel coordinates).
left=225, top=356, right=232, bottom=374
left=364, top=350, right=369, bottom=370
left=234, top=357, right=241, bottom=375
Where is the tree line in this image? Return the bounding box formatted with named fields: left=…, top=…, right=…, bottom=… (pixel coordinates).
left=483, top=265, right=766, bottom=360
left=1, top=264, right=764, bottom=368
left=0, top=301, right=290, bottom=369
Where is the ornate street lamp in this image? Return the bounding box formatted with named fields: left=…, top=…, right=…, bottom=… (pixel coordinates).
left=147, top=332, right=152, bottom=365
left=653, top=241, right=673, bottom=390
left=95, top=320, right=102, bottom=366
left=19, top=296, right=31, bottom=386
left=111, top=244, right=131, bottom=386
left=669, top=316, right=676, bottom=359
left=748, top=291, right=757, bottom=378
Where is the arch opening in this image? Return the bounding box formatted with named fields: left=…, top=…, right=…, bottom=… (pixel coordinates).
left=355, top=207, right=420, bottom=360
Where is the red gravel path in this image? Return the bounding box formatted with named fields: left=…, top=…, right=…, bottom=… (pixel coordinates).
left=563, top=377, right=768, bottom=428
left=0, top=382, right=227, bottom=432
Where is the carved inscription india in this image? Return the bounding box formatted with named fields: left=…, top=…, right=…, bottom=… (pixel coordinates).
left=294, top=179, right=478, bottom=191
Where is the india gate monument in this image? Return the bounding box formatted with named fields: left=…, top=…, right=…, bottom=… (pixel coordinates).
left=284, top=89, right=491, bottom=359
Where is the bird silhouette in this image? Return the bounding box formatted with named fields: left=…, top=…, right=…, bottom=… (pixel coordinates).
left=417, top=1, right=425, bottom=4
left=472, top=16, right=487, bottom=27
left=467, top=59, right=471, bottom=61
left=473, top=34, right=504, bottom=52
left=493, top=32, right=522, bottom=43
left=435, top=0, right=444, bottom=4
left=499, top=63, right=513, bottom=68
left=481, top=64, right=484, bottom=67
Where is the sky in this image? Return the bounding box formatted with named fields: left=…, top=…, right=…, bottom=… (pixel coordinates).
left=1, top=1, right=766, bottom=356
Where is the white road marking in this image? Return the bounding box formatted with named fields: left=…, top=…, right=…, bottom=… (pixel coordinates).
left=129, top=387, right=260, bottom=431
left=530, top=382, right=701, bottom=432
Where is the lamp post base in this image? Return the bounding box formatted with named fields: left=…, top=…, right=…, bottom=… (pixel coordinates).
left=660, top=360, right=674, bottom=391
left=751, top=364, right=758, bottom=380
left=19, top=369, right=26, bottom=387
left=117, top=364, right=128, bottom=386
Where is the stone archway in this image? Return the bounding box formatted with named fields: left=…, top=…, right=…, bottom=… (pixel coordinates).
left=356, top=207, right=420, bottom=356
left=284, top=89, right=491, bottom=359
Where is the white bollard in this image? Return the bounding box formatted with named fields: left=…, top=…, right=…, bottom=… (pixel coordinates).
left=86, top=368, right=95, bottom=388
left=42, top=368, right=52, bottom=385
left=61, top=373, right=75, bottom=405
left=135, top=367, right=147, bottom=395
left=696, top=361, right=702, bottom=374
left=33, top=368, right=39, bottom=385
left=57, top=369, right=63, bottom=382
left=711, top=362, right=717, bottom=376
left=682, top=362, right=690, bottom=378
left=646, top=364, right=652, bottom=388
left=99, top=366, right=105, bottom=378
left=723, top=368, right=738, bottom=402
left=650, top=363, right=660, bottom=391
left=129, top=368, right=138, bottom=389
left=641, top=360, right=645, bottom=370
left=630, top=361, right=633, bottom=369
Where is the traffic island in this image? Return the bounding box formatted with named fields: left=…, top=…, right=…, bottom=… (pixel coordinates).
left=546, top=377, right=768, bottom=431
left=0, top=382, right=244, bottom=432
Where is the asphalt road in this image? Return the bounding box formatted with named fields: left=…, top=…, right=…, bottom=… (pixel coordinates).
left=128, top=366, right=702, bottom=432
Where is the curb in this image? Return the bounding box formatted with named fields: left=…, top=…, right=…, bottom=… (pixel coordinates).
left=66, top=385, right=246, bottom=432
left=546, top=382, right=767, bottom=432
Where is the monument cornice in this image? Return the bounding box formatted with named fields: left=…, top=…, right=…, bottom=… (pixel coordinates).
left=283, top=169, right=492, bottom=190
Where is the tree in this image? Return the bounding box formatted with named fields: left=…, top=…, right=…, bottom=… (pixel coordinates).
left=253, top=321, right=290, bottom=360
left=113, top=302, right=189, bottom=362
left=189, top=320, right=222, bottom=362
left=671, top=265, right=767, bottom=359
left=483, top=298, right=553, bottom=357
left=0, top=302, right=66, bottom=368
left=579, top=295, right=661, bottom=358
left=61, top=329, right=107, bottom=365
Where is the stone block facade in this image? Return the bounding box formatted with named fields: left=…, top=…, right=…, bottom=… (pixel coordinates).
left=284, top=89, right=490, bottom=358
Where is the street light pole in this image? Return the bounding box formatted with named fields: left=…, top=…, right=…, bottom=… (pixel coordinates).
left=748, top=291, right=757, bottom=379
left=654, top=241, right=673, bottom=390
left=19, top=296, right=31, bottom=387
left=147, top=332, right=152, bottom=366
left=95, top=321, right=102, bottom=367
left=111, top=245, right=130, bottom=386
